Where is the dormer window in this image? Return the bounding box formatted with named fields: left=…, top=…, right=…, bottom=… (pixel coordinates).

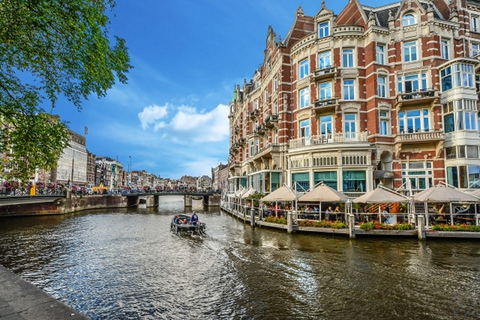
left=402, top=13, right=416, bottom=26
left=318, top=22, right=330, bottom=38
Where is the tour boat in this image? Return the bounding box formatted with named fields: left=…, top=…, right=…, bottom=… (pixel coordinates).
left=170, top=214, right=206, bottom=235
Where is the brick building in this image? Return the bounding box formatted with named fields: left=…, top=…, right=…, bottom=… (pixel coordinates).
left=228, top=0, right=480, bottom=195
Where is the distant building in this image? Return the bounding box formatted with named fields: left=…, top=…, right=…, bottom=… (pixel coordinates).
left=212, top=163, right=228, bottom=192
left=50, top=130, right=87, bottom=186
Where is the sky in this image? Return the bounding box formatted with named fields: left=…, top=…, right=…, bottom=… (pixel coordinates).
left=55, top=0, right=391, bottom=179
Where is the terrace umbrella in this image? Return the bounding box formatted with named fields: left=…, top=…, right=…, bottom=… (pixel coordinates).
left=241, top=188, right=257, bottom=215
left=353, top=185, right=409, bottom=223
left=261, top=185, right=298, bottom=217
left=414, top=184, right=479, bottom=226
left=298, top=182, right=348, bottom=220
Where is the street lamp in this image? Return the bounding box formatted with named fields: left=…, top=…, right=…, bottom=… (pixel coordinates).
left=129, top=156, right=132, bottom=186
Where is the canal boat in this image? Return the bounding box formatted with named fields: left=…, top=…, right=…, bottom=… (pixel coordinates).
left=170, top=214, right=206, bottom=235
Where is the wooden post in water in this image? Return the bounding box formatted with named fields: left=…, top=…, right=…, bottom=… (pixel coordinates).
left=417, top=215, right=426, bottom=240
left=287, top=211, right=293, bottom=234
left=348, top=214, right=355, bottom=238
left=250, top=208, right=255, bottom=227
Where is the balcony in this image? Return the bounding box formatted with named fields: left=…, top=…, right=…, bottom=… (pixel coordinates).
left=249, top=109, right=259, bottom=119
left=289, top=132, right=369, bottom=149
left=255, top=124, right=266, bottom=135
left=396, top=89, right=437, bottom=107
left=265, top=114, right=279, bottom=128
left=253, top=144, right=280, bottom=161
left=313, top=65, right=337, bottom=81
left=238, top=137, right=246, bottom=145
left=313, top=98, right=338, bottom=113
left=395, top=130, right=444, bottom=144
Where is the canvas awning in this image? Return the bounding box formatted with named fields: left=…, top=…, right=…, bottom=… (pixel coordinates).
left=241, top=188, right=257, bottom=199
left=413, top=184, right=479, bottom=203
left=298, top=183, right=348, bottom=202
left=353, top=186, right=409, bottom=203
left=261, top=185, right=298, bottom=202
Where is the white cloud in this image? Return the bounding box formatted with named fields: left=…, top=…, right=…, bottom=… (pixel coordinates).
left=138, top=104, right=169, bottom=130
left=138, top=103, right=230, bottom=142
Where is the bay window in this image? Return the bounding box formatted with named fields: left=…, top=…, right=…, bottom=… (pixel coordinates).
left=398, top=109, right=430, bottom=133
left=440, top=63, right=475, bottom=91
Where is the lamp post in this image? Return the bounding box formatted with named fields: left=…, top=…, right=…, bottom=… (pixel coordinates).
left=129, top=156, right=132, bottom=186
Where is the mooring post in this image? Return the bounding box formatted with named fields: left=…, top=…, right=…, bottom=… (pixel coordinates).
left=287, top=211, right=293, bottom=234
left=348, top=214, right=355, bottom=238
left=417, top=214, right=426, bottom=240
left=250, top=208, right=255, bottom=227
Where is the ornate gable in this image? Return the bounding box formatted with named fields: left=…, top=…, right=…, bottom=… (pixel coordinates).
left=336, top=0, right=368, bottom=27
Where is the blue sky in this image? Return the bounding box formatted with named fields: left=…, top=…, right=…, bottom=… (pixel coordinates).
left=56, top=0, right=390, bottom=179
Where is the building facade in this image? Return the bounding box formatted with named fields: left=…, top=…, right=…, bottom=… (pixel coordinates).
left=228, top=0, right=480, bottom=195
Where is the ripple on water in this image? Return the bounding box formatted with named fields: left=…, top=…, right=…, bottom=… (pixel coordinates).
left=0, top=210, right=480, bottom=320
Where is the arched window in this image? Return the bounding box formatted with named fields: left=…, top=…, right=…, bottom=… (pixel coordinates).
left=403, top=13, right=416, bottom=26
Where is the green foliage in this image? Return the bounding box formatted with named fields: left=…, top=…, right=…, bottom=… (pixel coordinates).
left=432, top=224, right=480, bottom=232
left=298, top=219, right=347, bottom=229
left=264, top=216, right=287, bottom=225
left=247, top=191, right=264, bottom=207
left=0, top=0, right=131, bottom=184
left=359, top=221, right=414, bottom=231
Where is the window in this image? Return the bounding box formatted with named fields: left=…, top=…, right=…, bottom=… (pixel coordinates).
left=300, top=59, right=309, bottom=79
left=254, top=99, right=258, bottom=110
left=379, top=110, right=390, bottom=136
left=472, top=42, right=480, bottom=57
left=404, top=41, right=418, bottom=62
left=472, top=15, right=480, bottom=32
left=402, top=162, right=433, bottom=190
left=344, top=113, right=357, bottom=140
left=440, top=63, right=475, bottom=91
left=398, top=109, right=430, bottom=133
left=300, top=120, right=310, bottom=137
left=274, top=129, right=278, bottom=144
left=342, top=48, right=354, bottom=68
left=300, top=119, right=311, bottom=141
left=318, top=51, right=331, bottom=69
left=318, top=22, right=330, bottom=38
left=376, top=44, right=385, bottom=64
left=292, top=173, right=309, bottom=191
left=273, top=76, right=278, bottom=91
left=320, top=115, right=333, bottom=137
left=314, top=171, right=337, bottom=190
left=299, top=87, right=310, bottom=108
left=402, top=13, right=416, bottom=26
left=443, top=100, right=478, bottom=133
left=343, top=80, right=355, bottom=100
left=273, top=101, right=278, bottom=114
left=397, top=73, right=427, bottom=93
left=255, top=139, right=259, bottom=153
left=441, top=39, right=450, bottom=59
left=319, top=82, right=332, bottom=100
left=249, top=141, right=254, bottom=157
left=447, top=165, right=480, bottom=189
left=378, top=75, right=387, bottom=97
left=343, top=171, right=366, bottom=192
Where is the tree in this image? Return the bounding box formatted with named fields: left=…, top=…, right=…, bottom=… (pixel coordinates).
left=0, top=0, right=131, bottom=184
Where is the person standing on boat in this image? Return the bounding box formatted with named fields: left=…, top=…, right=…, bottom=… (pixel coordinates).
left=191, top=211, right=199, bottom=225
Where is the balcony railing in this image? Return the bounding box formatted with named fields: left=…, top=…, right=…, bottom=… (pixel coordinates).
left=395, top=130, right=444, bottom=143
left=289, top=132, right=369, bottom=149
left=313, top=66, right=337, bottom=80
left=265, top=114, right=278, bottom=128
left=396, top=89, right=437, bottom=105
left=249, top=109, right=259, bottom=119
left=314, top=98, right=337, bottom=111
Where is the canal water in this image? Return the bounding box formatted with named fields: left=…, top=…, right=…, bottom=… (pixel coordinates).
left=0, top=196, right=480, bottom=320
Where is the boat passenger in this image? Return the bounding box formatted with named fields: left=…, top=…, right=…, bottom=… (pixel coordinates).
left=173, top=215, right=179, bottom=224
left=191, top=212, right=199, bottom=225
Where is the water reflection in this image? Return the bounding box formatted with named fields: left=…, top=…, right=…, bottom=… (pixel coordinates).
left=0, top=205, right=479, bottom=319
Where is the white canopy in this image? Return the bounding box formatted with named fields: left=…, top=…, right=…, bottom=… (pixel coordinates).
left=353, top=186, right=409, bottom=203
left=298, top=183, right=348, bottom=202
left=241, top=187, right=257, bottom=199
left=262, top=185, right=298, bottom=202
left=414, top=184, right=479, bottom=203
